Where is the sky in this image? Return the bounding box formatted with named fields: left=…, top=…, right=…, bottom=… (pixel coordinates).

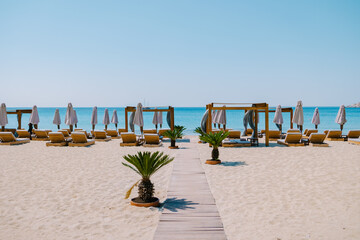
left=0, top=0, right=359, bottom=107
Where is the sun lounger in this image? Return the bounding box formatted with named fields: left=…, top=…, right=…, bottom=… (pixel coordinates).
left=308, top=133, right=328, bottom=147
left=16, top=129, right=31, bottom=138
left=287, top=129, right=301, bottom=133
left=58, top=129, right=71, bottom=138
left=324, top=130, right=329, bottom=136
left=325, top=130, right=344, bottom=141
left=93, top=130, right=111, bottom=142
left=143, top=129, right=157, bottom=134
left=105, top=129, right=121, bottom=139
left=245, top=129, right=253, bottom=136
left=211, top=129, right=221, bottom=134
left=302, top=129, right=318, bottom=139
left=0, top=132, right=30, bottom=145
left=158, top=129, right=170, bottom=138
left=228, top=130, right=241, bottom=139
left=68, top=132, right=95, bottom=147
left=303, top=129, right=308, bottom=135
left=277, top=133, right=304, bottom=146
left=46, top=132, right=71, bottom=147
left=347, top=130, right=360, bottom=139
left=33, top=129, right=51, bottom=141
left=222, top=139, right=251, bottom=147
left=267, top=130, right=281, bottom=141
left=143, top=134, right=162, bottom=147
left=76, top=129, right=92, bottom=139
left=118, top=128, right=127, bottom=135
left=120, top=132, right=141, bottom=146
left=348, top=138, right=360, bottom=145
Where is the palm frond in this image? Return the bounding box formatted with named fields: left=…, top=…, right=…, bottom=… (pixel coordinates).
left=199, top=131, right=230, bottom=148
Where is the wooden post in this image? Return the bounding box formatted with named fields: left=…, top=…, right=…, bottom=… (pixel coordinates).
left=125, top=107, right=128, bottom=132
left=254, top=110, right=258, bottom=139
left=264, top=106, right=269, bottom=146
left=1, top=126, right=4, bottom=132
left=290, top=108, right=293, bottom=129
left=170, top=107, right=175, bottom=131
left=17, top=112, right=22, bottom=129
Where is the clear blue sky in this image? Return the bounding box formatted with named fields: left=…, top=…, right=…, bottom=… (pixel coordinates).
left=1, top=0, right=359, bottom=107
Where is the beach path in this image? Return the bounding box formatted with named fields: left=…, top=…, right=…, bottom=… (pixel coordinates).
left=153, top=146, right=227, bottom=240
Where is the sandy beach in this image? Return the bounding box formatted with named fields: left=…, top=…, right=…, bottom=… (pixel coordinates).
left=1, top=137, right=359, bottom=240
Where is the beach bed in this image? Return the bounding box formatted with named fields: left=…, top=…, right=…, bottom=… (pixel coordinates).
left=46, top=132, right=71, bottom=147
left=120, top=132, right=141, bottom=146
left=68, top=132, right=95, bottom=147
left=143, top=134, right=162, bottom=147
left=16, top=129, right=31, bottom=138
left=32, top=129, right=51, bottom=141
left=308, top=133, right=328, bottom=147
left=0, top=132, right=30, bottom=145
left=93, top=131, right=112, bottom=142
left=347, top=130, right=360, bottom=139
left=277, top=133, right=304, bottom=147
left=325, top=130, right=345, bottom=141
left=222, top=139, right=251, bottom=147
left=267, top=130, right=281, bottom=141
left=105, top=129, right=121, bottom=139
left=348, top=138, right=360, bottom=145
left=228, top=130, right=241, bottom=139
left=302, top=129, right=318, bottom=139
left=143, top=129, right=157, bottom=134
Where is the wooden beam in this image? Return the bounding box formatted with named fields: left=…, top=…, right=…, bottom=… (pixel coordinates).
left=290, top=108, right=294, bottom=129
left=125, top=107, right=128, bottom=132
left=170, top=107, right=175, bottom=130
left=265, top=104, right=269, bottom=146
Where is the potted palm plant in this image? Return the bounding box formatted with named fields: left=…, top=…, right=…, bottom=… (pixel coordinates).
left=199, top=131, right=229, bottom=165
left=123, top=151, right=174, bottom=207
left=163, top=125, right=186, bottom=149
left=194, top=127, right=206, bottom=143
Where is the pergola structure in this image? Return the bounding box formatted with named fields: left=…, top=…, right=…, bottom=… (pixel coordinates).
left=124, top=106, right=175, bottom=132
left=258, top=107, right=294, bottom=129
left=4, top=109, right=32, bottom=130
left=206, top=102, right=270, bottom=146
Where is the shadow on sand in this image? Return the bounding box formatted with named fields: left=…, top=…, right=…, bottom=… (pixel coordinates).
left=159, top=197, right=199, bottom=212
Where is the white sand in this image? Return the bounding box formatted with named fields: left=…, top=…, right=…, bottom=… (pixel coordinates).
left=196, top=137, right=360, bottom=240
left=0, top=139, right=175, bottom=240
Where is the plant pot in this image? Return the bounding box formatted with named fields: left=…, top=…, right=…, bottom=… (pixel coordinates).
left=205, top=159, right=221, bottom=165
left=168, top=146, right=179, bottom=149
left=130, top=197, right=159, bottom=207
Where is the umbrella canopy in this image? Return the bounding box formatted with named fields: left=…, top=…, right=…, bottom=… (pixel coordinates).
left=312, top=107, right=320, bottom=128
left=53, top=109, right=61, bottom=127
left=335, top=105, right=346, bottom=130
left=201, top=109, right=209, bottom=133
left=111, top=110, right=118, bottom=124
left=166, top=111, right=171, bottom=127
left=212, top=110, right=218, bottom=123
left=73, top=110, right=78, bottom=125
left=292, top=101, right=304, bottom=130
left=103, top=108, right=110, bottom=125
left=29, top=105, right=40, bottom=125
left=65, top=103, right=76, bottom=126
left=133, top=103, right=144, bottom=128
left=0, top=103, right=8, bottom=127
left=152, top=109, right=159, bottom=125
left=129, top=112, right=135, bottom=132
left=91, top=106, right=98, bottom=130
left=273, top=105, right=284, bottom=125
left=215, top=106, right=226, bottom=126
left=158, top=111, right=163, bottom=128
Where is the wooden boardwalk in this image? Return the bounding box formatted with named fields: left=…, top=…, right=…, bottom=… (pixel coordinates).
left=153, top=148, right=227, bottom=240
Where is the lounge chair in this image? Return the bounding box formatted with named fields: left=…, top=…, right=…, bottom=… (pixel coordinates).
left=105, top=129, right=121, bottom=139
left=58, top=129, right=71, bottom=139
left=267, top=130, right=281, bottom=141
left=287, top=129, right=301, bottom=133
left=228, top=130, right=241, bottom=139
left=302, top=129, right=318, bottom=139
left=245, top=129, right=253, bottom=136
left=222, top=139, right=251, bottom=147
left=325, top=130, right=344, bottom=141
left=308, top=133, right=328, bottom=147
left=324, top=130, right=329, bottom=136
left=120, top=132, right=141, bottom=146
left=348, top=138, right=360, bottom=145
left=93, top=130, right=112, bottom=142
left=33, top=129, right=51, bottom=141
left=0, top=132, right=30, bottom=145
left=303, top=129, right=308, bottom=135
left=16, top=129, right=31, bottom=138
left=158, top=129, right=170, bottom=138
left=68, top=132, right=95, bottom=147
left=211, top=129, right=221, bottom=134
left=76, top=129, right=92, bottom=139
left=277, top=133, right=304, bottom=146
left=46, top=132, right=71, bottom=147
left=347, top=130, right=360, bottom=139
left=143, top=129, right=157, bottom=134
left=143, top=134, right=162, bottom=147
left=118, top=128, right=127, bottom=135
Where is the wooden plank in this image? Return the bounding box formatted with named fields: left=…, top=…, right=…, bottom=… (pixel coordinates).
left=153, top=148, right=227, bottom=240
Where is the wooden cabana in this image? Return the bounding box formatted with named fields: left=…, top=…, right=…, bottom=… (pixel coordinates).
left=206, top=102, right=270, bottom=146
left=124, top=106, right=175, bottom=132
left=4, top=109, right=32, bottom=130
left=258, top=107, right=293, bottom=129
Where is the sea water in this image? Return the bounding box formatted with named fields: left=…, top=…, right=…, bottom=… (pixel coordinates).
left=5, top=107, right=360, bottom=135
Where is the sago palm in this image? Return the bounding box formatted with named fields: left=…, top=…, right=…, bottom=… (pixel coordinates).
left=163, top=125, right=186, bottom=147
left=199, top=131, right=229, bottom=161
left=123, top=151, right=174, bottom=202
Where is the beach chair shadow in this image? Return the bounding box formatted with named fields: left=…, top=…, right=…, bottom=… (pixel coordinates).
left=159, top=197, right=199, bottom=212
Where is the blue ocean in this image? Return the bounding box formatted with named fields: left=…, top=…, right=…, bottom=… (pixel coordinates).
left=5, top=107, right=360, bottom=135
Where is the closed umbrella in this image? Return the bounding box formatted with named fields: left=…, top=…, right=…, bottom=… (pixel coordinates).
left=129, top=112, right=135, bottom=132
left=212, top=110, right=217, bottom=127
left=152, top=109, right=159, bottom=130
left=111, top=110, right=119, bottom=129
left=166, top=111, right=171, bottom=128
left=312, top=108, right=320, bottom=129
left=216, top=106, right=227, bottom=130
left=133, top=103, right=144, bottom=134
left=201, top=109, right=209, bottom=133
left=103, top=108, right=110, bottom=130
left=29, top=105, right=40, bottom=129
left=158, top=111, right=163, bottom=128
left=335, top=105, right=346, bottom=131
left=292, top=101, right=304, bottom=132
left=53, top=109, right=61, bottom=129
left=0, top=103, right=8, bottom=131
left=273, top=105, right=283, bottom=132
left=91, top=106, right=98, bottom=131
left=74, top=110, right=78, bottom=128
left=65, top=103, right=76, bottom=132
